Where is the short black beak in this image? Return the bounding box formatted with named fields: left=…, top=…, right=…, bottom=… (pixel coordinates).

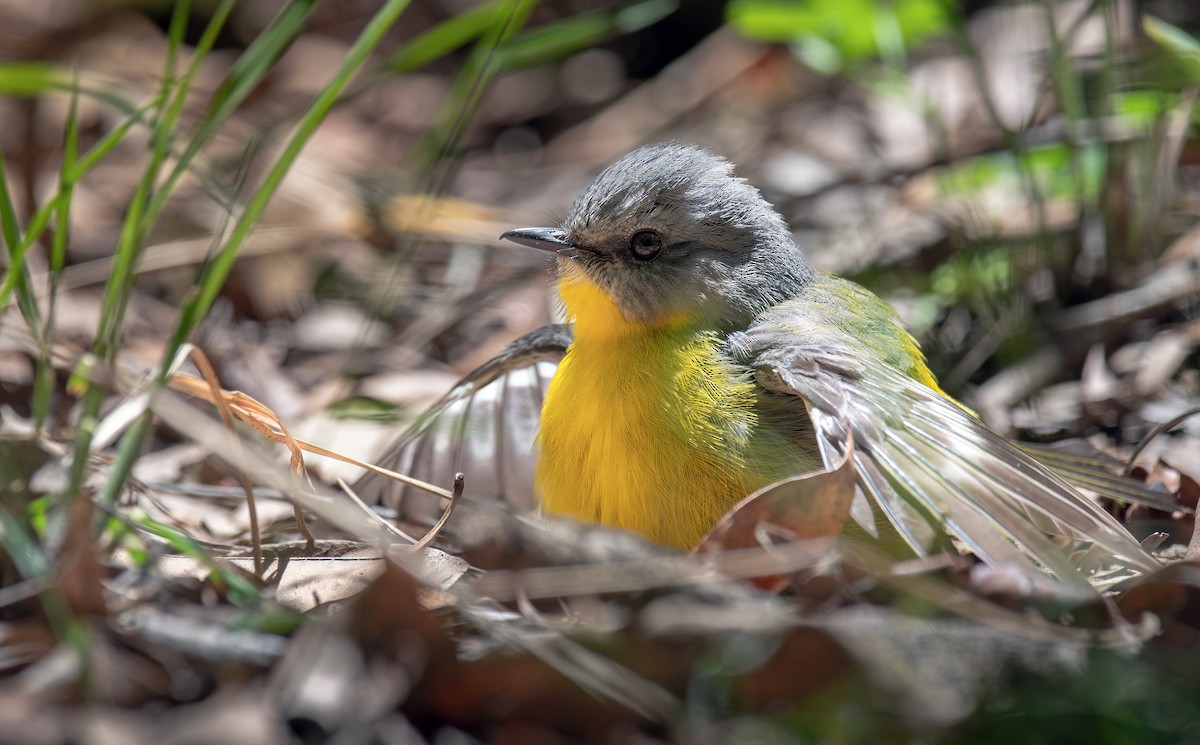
left=499, top=227, right=585, bottom=258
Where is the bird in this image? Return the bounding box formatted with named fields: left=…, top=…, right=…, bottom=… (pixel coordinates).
left=359, top=142, right=1158, bottom=583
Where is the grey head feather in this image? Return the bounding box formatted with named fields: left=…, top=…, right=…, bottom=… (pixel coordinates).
left=560, top=142, right=814, bottom=329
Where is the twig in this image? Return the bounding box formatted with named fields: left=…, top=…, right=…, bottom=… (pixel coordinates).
left=186, top=348, right=317, bottom=555
left=185, top=346, right=263, bottom=576
left=470, top=538, right=832, bottom=601
left=1051, top=260, right=1200, bottom=331
left=168, top=371, right=455, bottom=501
left=335, top=477, right=420, bottom=545
left=1124, top=406, right=1200, bottom=476
left=408, top=473, right=463, bottom=552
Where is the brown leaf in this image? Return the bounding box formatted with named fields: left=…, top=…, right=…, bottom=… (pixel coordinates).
left=345, top=563, right=456, bottom=672
left=694, top=447, right=856, bottom=592
left=1117, top=561, right=1200, bottom=648
left=0, top=620, right=57, bottom=673
left=1135, top=329, right=1194, bottom=396
left=696, top=446, right=856, bottom=552
left=412, top=653, right=645, bottom=736
left=734, top=625, right=857, bottom=710
left=58, top=496, right=106, bottom=618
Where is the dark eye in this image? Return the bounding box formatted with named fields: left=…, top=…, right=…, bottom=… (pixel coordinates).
left=629, top=230, right=663, bottom=261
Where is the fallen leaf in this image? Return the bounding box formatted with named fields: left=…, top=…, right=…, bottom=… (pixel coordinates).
left=1117, top=561, right=1200, bottom=648
left=695, top=446, right=856, bottom=590
left=58, top=497, right=105, bottom=618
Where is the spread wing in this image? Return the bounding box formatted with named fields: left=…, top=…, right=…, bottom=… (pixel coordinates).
left=353, top=325, right=571, bottom=524
left=741, top=295, right=1158, bottom=582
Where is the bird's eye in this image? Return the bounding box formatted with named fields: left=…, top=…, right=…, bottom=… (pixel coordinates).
left=629, top=230, right=663, bottom=261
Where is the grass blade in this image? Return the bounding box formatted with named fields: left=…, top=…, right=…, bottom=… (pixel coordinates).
left=100, top=0, right=417, bottom=505
left=381, top=0, right=506, bottom=74
left=497, top=0, right=677, bottom=72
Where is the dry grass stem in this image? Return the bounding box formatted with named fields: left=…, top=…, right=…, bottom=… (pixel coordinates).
left=407, top=472, right=463, bottom=552
left=184, top=346, right=266, bottom=574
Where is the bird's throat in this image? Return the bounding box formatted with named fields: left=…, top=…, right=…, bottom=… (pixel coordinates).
left=557, top=273, right=695, bottom=341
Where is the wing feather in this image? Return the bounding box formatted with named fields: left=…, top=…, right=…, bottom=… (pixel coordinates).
left=898, top=383, right=1147, bottom=547
left=353, top=325, right=571, bottom=523
left=746, top=323, right=1157, bottom=581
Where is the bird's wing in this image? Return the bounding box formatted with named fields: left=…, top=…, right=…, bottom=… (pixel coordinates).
left=353, top=324, right=571, bottom=524
left=1015, top=442, right=1179, bottom=512
left=739, top=298, right=1158, bottom=582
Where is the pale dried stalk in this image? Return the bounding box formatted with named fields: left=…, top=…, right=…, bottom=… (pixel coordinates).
left=166, top=371, right=455, bottom=502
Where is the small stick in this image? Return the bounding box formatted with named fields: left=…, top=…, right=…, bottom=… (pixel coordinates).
left=408, top=473, right=463, bottom=553
left=335, top=477, right=420, bottom=545
left=186, top=348, right=263, bottom=576
left=1123, top=406, right=1200, bottom=476
left=168, top=372, right=455, bottom=501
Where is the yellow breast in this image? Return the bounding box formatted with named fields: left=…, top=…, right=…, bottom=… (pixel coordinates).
left=535, top=275, right=811, bottom=548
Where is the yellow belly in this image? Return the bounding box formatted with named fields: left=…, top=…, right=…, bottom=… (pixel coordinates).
left=536, top=276, right=813, bottom=549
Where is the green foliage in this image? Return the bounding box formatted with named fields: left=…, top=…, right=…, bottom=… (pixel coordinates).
left=383, top=0, right=676, bottom=75
left=495, top=0, right=677, bottom=71
left=1144, top=15, right=1200, bottom=84
left=930, top=249, right=1014, bottom=304
left=1111, top=90, right=1180, bottom=128
left=408, top=0, right=537, bottom=175
left=953, top=648, right=1200, bottom=745
left=132, top=515, right=264, bottom=606
left=0, top=62, right=70, bottom=96
left=0, top=509, right=50, bottom=579
left=327, top=396, right=403, bottom=423
left=727, top=0, right=951, bottom=73
left=383, top=0, right=509, bottom=73
left=937, top=142, right=1106, bottom=205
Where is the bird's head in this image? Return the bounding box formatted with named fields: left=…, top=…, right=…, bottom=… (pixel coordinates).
left=501, top=143, right=814, bottom=337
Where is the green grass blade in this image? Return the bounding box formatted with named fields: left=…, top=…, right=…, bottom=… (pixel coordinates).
left=67, top=100, right=157, bottom=183
left=0, top=509, right=50, bottom=578
left=64, top=0, right=196, bottom=500
left=1144, top=15, right=1200, bottom=83
left=497, top=0, right=676, bottom=71
left=207, top=0, right=319, bottom=117
left=132, top=514, right=263, bottom=606
left=381, top=0, right=505, bottom=73
left=0, top=99, right=158, bottom=304
left=54, top=86, right=80, bottom=278
left=183, top=0, right=415, bottom=333
left=0, top=152, right=23, bottom=277
left=100, top=0, right=417, bottom=505
left=0, top=152, right=43, bottom=334
left=32, top=77, right=83, bottom=429
left=142, top=0, right=308, bottom=230
left=0, top=61, right=142, bottom=118
left=415, top=0, right=537, bottom=176
left=0, top=62, right=70, bottom=96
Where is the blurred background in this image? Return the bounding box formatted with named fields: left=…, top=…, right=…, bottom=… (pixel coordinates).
left=2, top=1, right=1200, bottom=741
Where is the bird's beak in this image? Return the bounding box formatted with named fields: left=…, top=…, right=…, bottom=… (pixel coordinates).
left=499, top=227, right=587, bottom=259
